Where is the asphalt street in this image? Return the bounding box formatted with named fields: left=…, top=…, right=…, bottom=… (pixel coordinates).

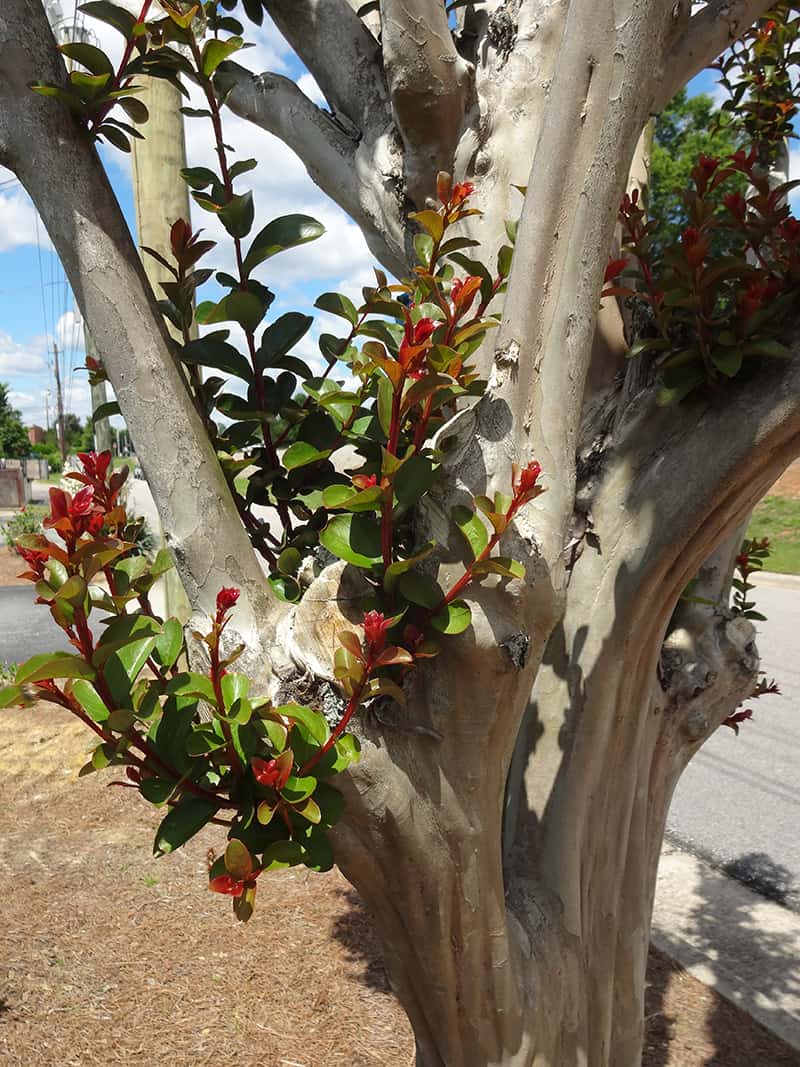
left=667, top=579, right=800, bottom=910
left=0, top=568, right=797, bottom=908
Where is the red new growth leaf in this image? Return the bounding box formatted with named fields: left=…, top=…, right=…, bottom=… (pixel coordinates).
left=722, top=709, right=753, bottom=735
left=352, top=473, right=378, bottom=490
left=723, top=191, right=747, bottom=221
left=512, top=460, right=544, bottom=506
left=398, top=314, right=436, bottom=377
left=216, top=586, right=240, bottom=613
left=450, top=181, right=474, bottom=208
left=70, top=486, right=95, bottom=517
left=604, top=257, right=627, bottom=283
left=363, top=610, right=391, bottom=655
left=451, top=276, right=482, bottom=316
left=209, top=874, right=246, bottom=897
left=251, top=752, right=293, bottom=791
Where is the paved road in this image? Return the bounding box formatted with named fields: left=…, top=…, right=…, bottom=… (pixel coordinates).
left=667, top=578, right=800, bottom=910
left=0, top=585, right=72, bottom=665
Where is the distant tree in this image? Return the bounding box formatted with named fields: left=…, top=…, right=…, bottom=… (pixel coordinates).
left=651, top=89, right=745, bottom=251
left=0, top=383, right=29, bottom=458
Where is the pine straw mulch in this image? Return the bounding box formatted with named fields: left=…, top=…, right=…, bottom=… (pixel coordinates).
left=0, top=546, right=27, bottom=586
left=1, top=703, right=798, bottom=1067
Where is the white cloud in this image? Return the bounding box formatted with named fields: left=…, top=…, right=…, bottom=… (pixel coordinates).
left=296, top=72, right=326, bottom=108
left=0, top=182, right=47, bottom=253
left=0, top=331, right=47, bottom=376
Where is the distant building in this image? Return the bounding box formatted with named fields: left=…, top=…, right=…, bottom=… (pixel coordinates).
left=28, top=425, right=45, bottom=445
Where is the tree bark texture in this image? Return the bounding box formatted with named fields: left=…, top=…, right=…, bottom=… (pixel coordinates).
left=2, top=2, right=797, bottom=1065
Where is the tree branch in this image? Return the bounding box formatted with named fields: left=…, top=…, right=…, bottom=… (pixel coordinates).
left=0, top=0, right=275, bottom=649
left=220, top=65, right=359, bottom=201
left=380, top=0, right=472, bottom=205
left=485, top=0, right=677, bottom=569
left=263, top=0, right=388, bottom=128
left=220, top=63, right=411, bottom=277
left=653, top=0, right=774, bottom=112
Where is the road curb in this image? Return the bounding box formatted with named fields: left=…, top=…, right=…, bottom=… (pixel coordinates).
left=652, top=844, right=800, bottom=1050
left=752, top=570, right=800, bottom=589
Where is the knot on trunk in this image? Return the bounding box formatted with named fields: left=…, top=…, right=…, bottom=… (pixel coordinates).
left=659, top=608, right=759, bottom=743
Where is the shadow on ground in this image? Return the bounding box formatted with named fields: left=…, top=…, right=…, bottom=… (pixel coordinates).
left=649, top=851, right=800, bottom=1066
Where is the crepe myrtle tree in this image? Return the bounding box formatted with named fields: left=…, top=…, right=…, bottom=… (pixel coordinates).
left=2, top=1, right=800, bottom=1065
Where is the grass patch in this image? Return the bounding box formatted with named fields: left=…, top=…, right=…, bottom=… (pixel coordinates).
left=747, top=496, right=800, bottom=576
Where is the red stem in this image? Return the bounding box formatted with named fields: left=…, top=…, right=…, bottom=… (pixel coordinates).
left=88, top=0, right=153, bottom=136
left=299, top=674, right=368, bottom=776
left=187, top=33, right=294, bottom=541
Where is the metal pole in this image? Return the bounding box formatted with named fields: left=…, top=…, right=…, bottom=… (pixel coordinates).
left=52, top=342, right=66, bottom=461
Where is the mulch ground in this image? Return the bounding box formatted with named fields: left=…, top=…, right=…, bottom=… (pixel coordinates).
left=0, top=545, right=27, bottom=586
left=1, top=704, right=798, bottom=1066
left=769, top=458, right=800, bottom=501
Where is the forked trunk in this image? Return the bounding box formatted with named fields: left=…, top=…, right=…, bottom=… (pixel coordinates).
left=321, top=452, right=761, bottom=1067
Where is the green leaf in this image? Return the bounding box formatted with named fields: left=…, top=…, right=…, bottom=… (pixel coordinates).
left=257, top=312, right=313, bottom=369
left=283, top=441, right=332, bottom=470
left=394, top=454, right=438, bottom=510
left=106, top=708, right=135, bottom=732
left=139, top=777, right=176, bottom=806
left=224, top=839, right=253, bottom=880
left=56, top=574, right=87, bottom=607
left=277, top=703, right=329, bottom=745
left=118, top=96, right=149, bottom=123
left=320, top=513, right=382, bottom=569
left=398, top=571, right=442, bottom=609
left=93, top=614, right=160, bottom=666
left=97, top=123, right=130, bottom=152
left=471, top=557, right=525, bottom=579
left=59, top=41, right=115, bottom=77
left=281, top=774, right=317, bottom=803
left=268, top=573, right=301, bottom=603
left=740, top=338, right=793, bottom=360
left=155, top=618, right=183, bottom=670
left=79, top=2, right=137, bottom=38
left=179, top=165, right=218, bottom=189
left=383, top=542, right=436, bottom=592
left=497, top=244, right=513, bottom=278
left=261, top=840, right=304, bottom=871
left=218, top=191, right=254, bottom=239
left=201, top=36, right=245, bottom=77
left=197, top=291, right=266, bottom=333
left=167, top=671, right=216, bottom=704
left=153, top=798, right=219, bottom=856
left=0, top=685, right=23, bottom=709
left=16, top=652, right=96, bottom=684
left=452, top=505, right=489, bottom=559
left=242, top=214, right=325, bottom=275
left=93, top=400, right=120, bottom=424
left=431, top=599, right=472, bottom=634
left=711, top=347, right=743, bottom=378
left=220, top=672, right=250, bottom=715
left=70, top=679, right=110, bottom=722
left=180, top=332, right=253, bottom=381
left=294, top=797, right=322, bottom=824
left=229, top=157, right=257, bottom=180
left=314, top=291, right=358, bottom=325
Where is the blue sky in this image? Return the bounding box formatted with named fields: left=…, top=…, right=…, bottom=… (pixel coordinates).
left=0, top=7, right=375, bottom=430
left=0, top=12, right=796, bottom=432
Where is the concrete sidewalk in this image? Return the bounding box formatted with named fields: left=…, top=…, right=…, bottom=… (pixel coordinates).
left=653, top=843, right=800, bottom=1050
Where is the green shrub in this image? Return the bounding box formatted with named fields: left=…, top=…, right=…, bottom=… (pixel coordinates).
left=2, top=505, right=47, bottom=548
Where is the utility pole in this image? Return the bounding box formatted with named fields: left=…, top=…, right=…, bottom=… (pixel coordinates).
left=52, top=342, right=66, bottom=461
left=86, top=329, right=112, bottom=453
left=131, top=79, right=193, bottom=339
left=131, top=76, right=194, bottom=621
